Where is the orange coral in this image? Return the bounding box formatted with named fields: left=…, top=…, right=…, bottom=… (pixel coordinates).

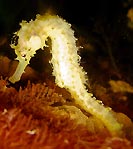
left=0, top=77, right=133, bottom=148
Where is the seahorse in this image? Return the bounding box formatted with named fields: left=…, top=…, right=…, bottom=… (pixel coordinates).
left=9, top=14, right=123, bottom=136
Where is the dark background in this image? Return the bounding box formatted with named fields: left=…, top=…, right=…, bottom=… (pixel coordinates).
left=0, top=0, right=133, bottom=79
left=0, top=0, right=132, bottom=33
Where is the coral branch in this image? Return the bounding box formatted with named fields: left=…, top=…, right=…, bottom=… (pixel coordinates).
left=9, top=13, right=123, bottom=136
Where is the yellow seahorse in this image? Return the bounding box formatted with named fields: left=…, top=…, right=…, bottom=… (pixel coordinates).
left=9, top=14, right=123, bottom=136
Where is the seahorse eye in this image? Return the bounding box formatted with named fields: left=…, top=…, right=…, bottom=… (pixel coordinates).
left=22, top=53, right=26, bottom=57
left=19, top=50, right=27, bottom=58
left=21, top=52, right=28, bottom=61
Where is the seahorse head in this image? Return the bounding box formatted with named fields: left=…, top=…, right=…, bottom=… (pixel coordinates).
left=11, top=21, right=43, bottom=62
